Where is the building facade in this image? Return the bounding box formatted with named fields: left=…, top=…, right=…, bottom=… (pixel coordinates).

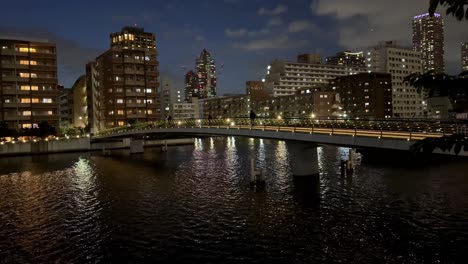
left=366, top=41, right=424, bottom=118
left=59, top=87, right=72, bottom=128
left=86, top=26, right=160, bottom=131
left=171, top=98, right=200, bottom=119
left=297, top=53, right=322, bottom=64
left=200, top=91, right=340, bottom=119
left=71, top=75, right=87, bottom=128
left=326, top=51, right=365, bottom=67
left=413, top=13, right=445, bottom=73
left=160, top=77, right=183, bottom=119
left=330, top=73, right=393, bottom=119
left=0, top=38, right=60, bottom=130
left=196, top=49, right=216, bottom=99
left=462, top=42, right=468, bottom=71
left=184, top=70, right=198, bottom=102
left=265, top=58, right=366, bottom=96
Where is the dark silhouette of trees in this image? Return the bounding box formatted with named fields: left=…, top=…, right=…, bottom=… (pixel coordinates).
left=411, top=134, right=468, bottom=155
left=429, top=0, right=468, bottom=21
left=38, top=121, right=56, bottom=138
left=404, top=70, right=468, bottom=99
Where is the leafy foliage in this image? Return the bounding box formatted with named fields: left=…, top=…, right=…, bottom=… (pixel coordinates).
left=411, top=134, right=468, bottom=155
left=0, top=121, right=17, bottom=139
left=430, top=0, right=468, bottom=21
left=404, top=70, right=468, bottom=100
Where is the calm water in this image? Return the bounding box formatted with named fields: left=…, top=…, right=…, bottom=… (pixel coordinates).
left=1, top=137, right=468, bottom=263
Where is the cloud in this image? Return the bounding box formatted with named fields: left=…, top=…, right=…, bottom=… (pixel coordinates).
left=235, top=36, right=309, bottom=51
left=0, top=26, right=102, bottom=87
left=225, top=28, right=270, bottom=38
left=288, top=20, right=321, bottom=33
left=311, top=0, right=468, bottom=74
left=258, top=4, right=287, bottom=16
left=195, top=35, right=206, bottom=41
left=267, top=17, right=284, bottom=26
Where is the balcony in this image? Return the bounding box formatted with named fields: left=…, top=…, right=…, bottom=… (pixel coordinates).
left=1, top=76, right=29, bottom=82
left=0, top=63, right=29, bottom=70
left=125, top=103, right=142, bottom=108
left=127, top=114, right=147, bottom=119
left=30, top=52, right=56, bottom=59
left=30, top=64, right=57, bottom=71
left=30, top=103, right=58, bottom=109
left=33, top=115, right=60, bottom=121
left=31, top=89, right=60, bottom=96
left=125, top=80, right=145, bottom=86
left=4, top=115, right=30, bottom=121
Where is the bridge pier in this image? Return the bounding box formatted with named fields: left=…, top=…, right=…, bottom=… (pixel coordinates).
left=129, top=138, right=144, bottom=154
left=288, top=142, right=319, bottom=177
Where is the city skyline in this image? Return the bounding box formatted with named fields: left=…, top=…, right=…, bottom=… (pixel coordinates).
left=0, top=0, right=466, bottom=95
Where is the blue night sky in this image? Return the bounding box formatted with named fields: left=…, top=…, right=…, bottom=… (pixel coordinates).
left=0, top=0, right=466, bottom=94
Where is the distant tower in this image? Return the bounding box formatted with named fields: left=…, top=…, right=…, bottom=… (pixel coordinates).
left=196, top=49, right=217, bottom=98
left=184, top=70, right=198, bottom=102
left=412, top=13, right=445, bottom=73
left=462, top=42, right=468, bottom=71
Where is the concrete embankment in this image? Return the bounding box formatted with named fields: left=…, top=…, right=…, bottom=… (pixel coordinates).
left=0, top=138, right=194, bottom=157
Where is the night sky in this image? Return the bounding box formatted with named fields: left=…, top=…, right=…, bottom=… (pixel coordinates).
left=0, top=0, right=466, bottom=94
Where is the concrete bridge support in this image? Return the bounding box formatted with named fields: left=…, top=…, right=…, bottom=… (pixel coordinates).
left=288, top=142, right=319, bottom=177
left=130, top=138, right=144, bottom=154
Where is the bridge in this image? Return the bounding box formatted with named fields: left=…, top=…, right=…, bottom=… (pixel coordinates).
left=92, top=118, right=468, bottom=176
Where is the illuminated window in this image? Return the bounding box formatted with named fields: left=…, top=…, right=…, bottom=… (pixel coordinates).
left=117, top=99, right=124, bottom=104
left=42, top=98, right=52, bottom=103
left=21, top=98, right=31, bottom=103
left=146, top=99, right=153, bottom=104
left=20, top=85, right=30, bottom=91
left=118, top=121, right=125, bottom=126
left=146, top=89, right=152, bottom=93
left=32, top=98, right=40, bottom=103
left=22, top=124, right=32, bottom=129
left=47, top=111, right=53, bottom=115
left=19, top=60, right=29, bottom=65
left=19, top=47, right=36, bottom=53
left=147, top=110, right=153, bottom=115
left=117, top=110, right=124, bottom=115
left=23, top=111, right=31, bottom=116
left=31, top=86, right=38, bottom=91
left=4, top=99, right=11, bottom=103
left=19, top=73, right=30, bottom=78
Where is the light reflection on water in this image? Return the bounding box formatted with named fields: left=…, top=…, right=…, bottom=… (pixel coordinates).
left=0, top=137, right=468, bottom=263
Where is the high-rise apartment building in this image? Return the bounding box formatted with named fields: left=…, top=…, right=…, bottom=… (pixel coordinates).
left=86, top=26, right=160, bottom=131
left=297, top=53, right=322, bottom=64
left=71, top=75, right=87, bottom=128
left=265, top=58, right=366, bottom=96
left=413, top=13, right=445, bottom=73
left=462, top=42, right=468, bottom=71
left=195, top=49, right=216, bottom=98
left=330, top=73, right=393, bottom=119
left=366, top=41, right=424, bottom=118
left=0, top=38, right=60, bottom=130
left=326, top=51, right=365, bottom=67
left=184, top=70, right=198, bottom=102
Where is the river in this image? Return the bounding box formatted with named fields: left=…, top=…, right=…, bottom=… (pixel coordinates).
left=0, top=137, right=467, bottom=263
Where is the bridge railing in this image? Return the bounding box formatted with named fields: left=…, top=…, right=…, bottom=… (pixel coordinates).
left=93, top=117, right=467, bottom=139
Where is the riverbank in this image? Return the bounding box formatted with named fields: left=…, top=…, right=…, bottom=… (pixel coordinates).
left=0, top=138, right=194, bottom=157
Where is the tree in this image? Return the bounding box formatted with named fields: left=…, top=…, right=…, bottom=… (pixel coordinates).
left=404, top=70, right=468, bottom=99
left=429, top=0, right=468, bottom=21
left=38, top=121, right=57, bottom=138
left=0, top=121, right=10, bottom=139
left=411, top=134, right=468, bottom=155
